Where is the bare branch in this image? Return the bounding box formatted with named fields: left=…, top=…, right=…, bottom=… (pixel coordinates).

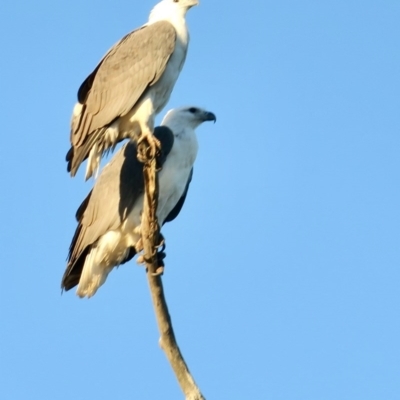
left=138, top=139, right=205, bottom=400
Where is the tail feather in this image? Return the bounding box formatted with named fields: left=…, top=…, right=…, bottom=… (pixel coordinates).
left=66, top=128, right=106, bottom=178
left=72, top=230, right=127, bottom=298
left=61, top=246, right=89, bottom=292
left=76, top=250, right=111, bottom=298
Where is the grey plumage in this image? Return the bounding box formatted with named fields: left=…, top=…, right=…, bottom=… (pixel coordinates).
left=67, top=23, right=176, bottom=176
left=63, top=127, right=175, bottom=291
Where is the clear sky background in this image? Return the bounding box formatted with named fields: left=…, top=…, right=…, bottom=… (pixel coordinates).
left=1, top=1, right=399, bottom=399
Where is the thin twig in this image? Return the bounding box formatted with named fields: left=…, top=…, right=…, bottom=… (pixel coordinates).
left=138, top=139, right=205, bottom=400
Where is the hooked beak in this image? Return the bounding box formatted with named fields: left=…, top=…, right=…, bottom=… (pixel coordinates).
left=187, top=0, right=199, bottom=8
left=203, top=111, right=217, bottom=123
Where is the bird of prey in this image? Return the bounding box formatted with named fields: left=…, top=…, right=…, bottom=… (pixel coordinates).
left=67, top=0, right=199, bottom=180
left=62, top=107, right=216, bottom=298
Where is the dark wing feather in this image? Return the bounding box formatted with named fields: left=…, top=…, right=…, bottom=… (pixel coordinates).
left=71, top=21, right=176, bottom=147
left=163, top=168, right=193, bottom=224
left=66, top=127, right=107, bottom=175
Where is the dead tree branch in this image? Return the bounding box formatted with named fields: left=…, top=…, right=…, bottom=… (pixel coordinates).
left=138, top=138, right=205, bottom=400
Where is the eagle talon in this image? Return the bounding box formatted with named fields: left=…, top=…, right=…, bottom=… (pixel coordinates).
left=152, top=266, right=164, bottom=276
left=136, top=236, right=164, bottom=267
left=136, top=254, right=145, bottom=265
left=136, top=252, right=156, bottom=265
left=144, top=254, right=157, bottom=264
left=148, top=250, right=166, bottom=275
left=137, top=132, right=161, bottom=163
left=155, top=235, right=165, bottom=251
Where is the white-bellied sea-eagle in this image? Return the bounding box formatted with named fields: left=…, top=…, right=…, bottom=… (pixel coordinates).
left=62, top=107, right=216, bottom=298
left=66, top=0, right=199, bottom=179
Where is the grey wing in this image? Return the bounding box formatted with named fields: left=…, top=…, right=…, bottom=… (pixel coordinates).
left=62, top=142, right=143, bottom=290
left=62, top=127, right=174, bottom=290
left=67, top=142, right=144, bottom=267
left=71, top=21, right=177, bottom=147
left=163, top=168, right=193, bottom=224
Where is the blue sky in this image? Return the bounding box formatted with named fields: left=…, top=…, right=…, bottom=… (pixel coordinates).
left=1, top=1, right=399, bottom=399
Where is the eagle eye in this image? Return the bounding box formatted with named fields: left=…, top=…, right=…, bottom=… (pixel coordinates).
left=188, top=107, right=197, bottom=114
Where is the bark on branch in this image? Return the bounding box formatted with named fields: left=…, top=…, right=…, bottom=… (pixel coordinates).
left=138, top=139, right=205, bottom=400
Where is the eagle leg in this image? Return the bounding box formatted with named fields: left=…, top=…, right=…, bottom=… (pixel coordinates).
left=136, top=233, right=166, bottom=275
left=153, top=251, right=166, bottom=276
left=155, top=233, right=165, bottom=250
left=137, top=129, right=161, bottom=163
left=152, top=233, right=166, bottom=275
left=136, top=241, right=166, bottom=276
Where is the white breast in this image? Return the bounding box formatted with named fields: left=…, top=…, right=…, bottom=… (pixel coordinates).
left=157, top=128, right=198, bottom=223
left=152, top=27, right=189, bottom=113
